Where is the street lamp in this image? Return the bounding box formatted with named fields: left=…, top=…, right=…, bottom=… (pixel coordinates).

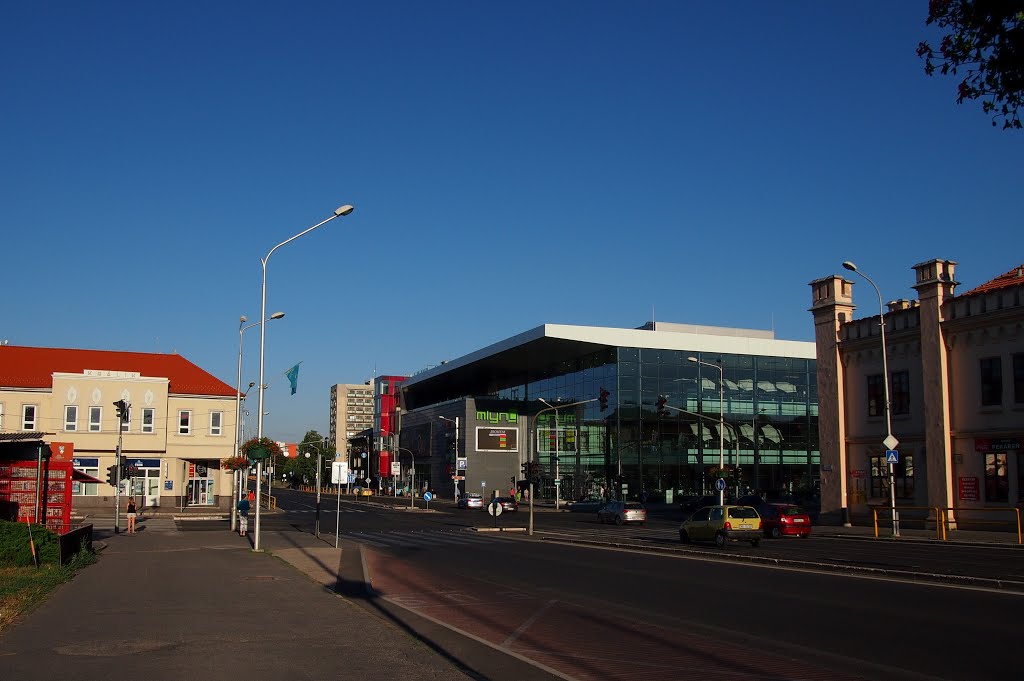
left=843, top=260, right=899, bottom=537
left=689, top=357, right=726, bottom=505
left=255, top=204, right=354, bottom=552
left=300, top=436, right=329, bottom=537
left=533, top=398, right=597, bottom=516
left=233, top=313, right=283, bottom=532
left=396, top=447, right=417, bottom=509
left=438, top=416, right=459, bottom=500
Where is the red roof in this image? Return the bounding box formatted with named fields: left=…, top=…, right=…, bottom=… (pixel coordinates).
left=0, top=346, right=236, bottom=397
left=962, top=264, right=1024, bottom=296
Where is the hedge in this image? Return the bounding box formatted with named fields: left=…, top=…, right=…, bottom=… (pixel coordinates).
left=0, top=520, right=61, bottom=567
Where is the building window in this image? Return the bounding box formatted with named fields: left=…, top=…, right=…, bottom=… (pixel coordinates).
left=178, top=410, right=192, bottom=435
left=869, top=454, right=915, bottom=500
left=1014, top=354, right=1024, bottom=404
left=89, top=407, right=102, bottom=432
left=120, top=406, right=131, bottom=433
left=867, top=374, right=884, bottom=417
left=22, top=405, right=37, bottom=430
left=210, top=411, right=222, bottom=436
left=72, top=465, right=99, bottom=496
left=891, top=371, right=910, bottom=415
left=985, top=453, right=1009, bottom=502
left=142, top=408, right=155, bottom=434
left=64, top=405, right=78, bottom=432
left=980, top=357, right=1002, bottom=406
left=0, top=402, right=4, bottom=429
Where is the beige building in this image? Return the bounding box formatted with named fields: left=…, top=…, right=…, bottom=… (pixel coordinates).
left=329, top=381, right=374, bottom=457
left=0, top=345, right=238, bottom=511
left=810, top=259, right=1024, bottom=528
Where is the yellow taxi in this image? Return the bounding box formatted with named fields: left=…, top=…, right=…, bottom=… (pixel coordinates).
left=679, top=505, right=762, bottom=547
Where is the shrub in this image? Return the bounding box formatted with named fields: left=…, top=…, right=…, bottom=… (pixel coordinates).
left=0, top=520, right=61, bottom=567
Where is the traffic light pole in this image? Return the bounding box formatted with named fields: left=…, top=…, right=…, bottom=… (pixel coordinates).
left=114, top=428, right=123, bottom=534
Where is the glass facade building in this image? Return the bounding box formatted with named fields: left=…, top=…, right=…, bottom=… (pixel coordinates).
left=402, top=322, right=818, bottom=505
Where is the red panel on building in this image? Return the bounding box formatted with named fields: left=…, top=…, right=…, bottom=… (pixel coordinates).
left=379, top=451, right=391, bottom=478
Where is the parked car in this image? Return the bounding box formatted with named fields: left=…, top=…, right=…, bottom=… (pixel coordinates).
left=679, top=505, right=762, bottom=547
left=679, top=495, right=719, bottom=516
left=567, top=496, right=607, bottom=513
left=597, top=501, right=647, bottom=526
left=734, top=494, right=765, bottom=508
left=489, top=496, right=518, bottom=512
left=457, top=493, right=484, bottom=509
left=758, top=503, right=812, bottom=538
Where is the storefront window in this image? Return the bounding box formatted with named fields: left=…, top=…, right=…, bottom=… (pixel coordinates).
left=984, top=452, right=1008, bottom=502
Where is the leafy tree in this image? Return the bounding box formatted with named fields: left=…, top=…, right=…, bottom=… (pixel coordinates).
left=917, top=0, right=1024, bottom=129
left=282, top=430, right=330, bottom=485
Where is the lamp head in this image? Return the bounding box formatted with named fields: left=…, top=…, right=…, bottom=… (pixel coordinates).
left=240, top=315, right=248, bottom=323
left=334, top=204, right=355, bottom=216
left=270, top=311, right=285, bottom=320
left=687, top=356, right=698, bottom=363
left=842, top=261, right=858, bottom=272
left=538, top=398, right=554, bottom=408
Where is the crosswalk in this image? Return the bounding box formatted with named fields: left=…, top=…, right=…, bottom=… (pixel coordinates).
left=339, top=528, right=514, bottom=549
left=282, top=507, right=367, bottom=514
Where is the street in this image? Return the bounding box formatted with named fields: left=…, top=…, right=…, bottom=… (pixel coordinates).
left=221, top=488, right=1024, bottom=681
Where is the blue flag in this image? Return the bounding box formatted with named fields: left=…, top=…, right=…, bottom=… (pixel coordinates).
left=285, top=363, right=301, bottom=395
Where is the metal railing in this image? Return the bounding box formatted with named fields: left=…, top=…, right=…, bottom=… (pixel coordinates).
left=260, top=491, right=276, bottom=509
left=871, top=505, right=1023, bottom=544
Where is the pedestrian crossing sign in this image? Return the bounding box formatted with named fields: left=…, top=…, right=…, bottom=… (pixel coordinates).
left=886, top=450, right=899, bottom=464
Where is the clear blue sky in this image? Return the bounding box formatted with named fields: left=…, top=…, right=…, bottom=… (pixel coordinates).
left=2, top=2, right=1019, bottom=443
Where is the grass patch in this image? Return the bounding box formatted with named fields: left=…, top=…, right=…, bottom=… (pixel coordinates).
left=0, top=520, right=97, bottom=633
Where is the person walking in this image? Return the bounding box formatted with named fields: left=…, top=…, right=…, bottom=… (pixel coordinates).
left=126, top=497, right=137, bottom=533
left=237, top=493, right=251, bottom=537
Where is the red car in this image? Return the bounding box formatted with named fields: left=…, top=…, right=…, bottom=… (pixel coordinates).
left=759, top=503, right=812, bottom=538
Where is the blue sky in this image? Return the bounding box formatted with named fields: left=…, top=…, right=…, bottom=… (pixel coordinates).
left=2, top=2, right=1019, bottom=443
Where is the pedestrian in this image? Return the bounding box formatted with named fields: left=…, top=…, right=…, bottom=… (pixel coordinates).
left=237, top=493, right=251, bottom=536
left=515, top=489, right=522, bottom=503
left=126, top=497, right=137, bottom=533
left=247, top=489, right=255, bottom=503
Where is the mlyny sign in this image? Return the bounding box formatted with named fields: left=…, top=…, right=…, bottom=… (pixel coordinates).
left=476, top=410, right=518, bottom=424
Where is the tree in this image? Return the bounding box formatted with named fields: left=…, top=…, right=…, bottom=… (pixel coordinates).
left=282, top=430, right=329, bottom=485
left=917, top=1, right=1024, bottom=129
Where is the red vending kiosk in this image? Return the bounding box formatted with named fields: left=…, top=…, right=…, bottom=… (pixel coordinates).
left=0, top=442, right=75, bottom=533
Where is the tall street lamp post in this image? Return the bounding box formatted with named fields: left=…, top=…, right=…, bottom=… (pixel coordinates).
left=255, top=204, right=354, bottom=551
left=533, top=398, right=597, bottom=514
left=843, top=260, right=899, bottom=537
left=233, top=312, right=284, bottom=532
left=301, top=436, right=329, bottom=537
left=688, top=357, right=726, bottom=505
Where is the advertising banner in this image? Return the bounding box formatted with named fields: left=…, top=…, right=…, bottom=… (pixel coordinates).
left=476, top=427, right=519, bottom=453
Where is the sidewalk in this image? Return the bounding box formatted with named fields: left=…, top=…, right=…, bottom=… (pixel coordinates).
left=0, top=519, right=475, bottom=681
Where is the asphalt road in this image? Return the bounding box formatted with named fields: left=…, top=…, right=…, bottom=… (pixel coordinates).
left=193, top=488, right=1022, bottom=681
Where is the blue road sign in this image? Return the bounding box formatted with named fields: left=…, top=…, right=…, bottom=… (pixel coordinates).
left=715, top=478, right=727, bottom=491
left=886, top=450, right=899, bottom=464
left=423, top=492, right=433, bottom=502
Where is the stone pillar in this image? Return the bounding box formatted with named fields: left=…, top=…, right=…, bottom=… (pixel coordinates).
left=912, top=259, right=958, bottom=523
left=809, top=275, right=855, bottom=526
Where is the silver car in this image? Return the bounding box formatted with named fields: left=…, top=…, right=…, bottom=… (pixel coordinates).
left=597, top=501, right=647, bottom=526
left=457, top=493, right=483, bottom=509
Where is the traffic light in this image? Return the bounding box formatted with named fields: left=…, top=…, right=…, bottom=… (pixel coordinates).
left=105, top=464, right=118, bottom=486
left=113, top=399, right=128, bottom=423
left=656, top=395, right=668, bottom=417
left=510, top=476, right=515, bottom=486
left=529, top=462, right=541, bottom=484
left=521, top=462, right=530, bottom=479
left=599, top=387, right=610, bottom=411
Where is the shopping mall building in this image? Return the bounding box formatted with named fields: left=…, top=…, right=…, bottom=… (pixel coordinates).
left=397, top=321, right=819, bottom=506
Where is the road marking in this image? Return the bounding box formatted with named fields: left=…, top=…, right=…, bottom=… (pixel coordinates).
left=502, top=599, right=558, bottom=647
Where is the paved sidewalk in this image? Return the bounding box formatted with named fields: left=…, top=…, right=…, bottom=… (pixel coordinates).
left=0, top=521, right=474, bottom=681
